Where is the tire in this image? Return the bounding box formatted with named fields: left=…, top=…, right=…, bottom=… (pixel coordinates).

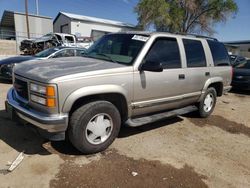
left=68, top=101, right=121, bottom=154
left=198, top=87, right=217, bottom=118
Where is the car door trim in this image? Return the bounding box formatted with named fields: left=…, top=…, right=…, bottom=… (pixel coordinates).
left=132, top=91, right=201, bottom=109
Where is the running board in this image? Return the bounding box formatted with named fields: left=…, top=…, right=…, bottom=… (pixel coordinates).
left=126, top=106, right=197, bottom=127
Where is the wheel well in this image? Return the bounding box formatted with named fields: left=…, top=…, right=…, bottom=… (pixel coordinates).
left=208, top=82, right=223, bottom=96
left=69, top=93, right=128, bottom=122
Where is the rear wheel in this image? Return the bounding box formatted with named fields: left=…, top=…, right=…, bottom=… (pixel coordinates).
left=68, top=101, right=121, bottom=154
left=198, top=87, right=217, bottom=118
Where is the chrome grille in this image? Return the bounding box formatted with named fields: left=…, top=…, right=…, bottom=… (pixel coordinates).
left=14, top=77, right=28, bottom=100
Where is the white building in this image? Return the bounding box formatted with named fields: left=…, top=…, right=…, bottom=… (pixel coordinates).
left=53, top=12, right=135, bottom=41
left=224, top=40, right=250, bottom=58
left=0, top=10, right=53, bottom=42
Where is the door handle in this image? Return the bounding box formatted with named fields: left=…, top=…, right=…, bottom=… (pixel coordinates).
left=179, top=74, right=185, bottom=80
left=205, top=72, right=210, bottom=76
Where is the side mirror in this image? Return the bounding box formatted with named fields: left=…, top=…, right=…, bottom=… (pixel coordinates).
left=139, top=61, right=163, bottom=72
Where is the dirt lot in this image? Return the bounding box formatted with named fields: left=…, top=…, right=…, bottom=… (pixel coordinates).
left=0, top=81, right=249, bottom=188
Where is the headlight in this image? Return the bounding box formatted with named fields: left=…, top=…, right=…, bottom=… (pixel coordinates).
left=30, top=83, right=47, bottom=94
left=30, top=83, right=56, bottom=107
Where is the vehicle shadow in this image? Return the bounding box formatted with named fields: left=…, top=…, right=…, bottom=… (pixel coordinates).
left=118, top=116, right=184, bottom=138
left=0, top=110, right=50, bottom=155
left=229, top=88, right=250, bottom=96
left=50, top=116, right=184, bottom=156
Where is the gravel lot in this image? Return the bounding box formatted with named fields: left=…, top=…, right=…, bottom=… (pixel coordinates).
left=0, top=81, right=250, bottom=188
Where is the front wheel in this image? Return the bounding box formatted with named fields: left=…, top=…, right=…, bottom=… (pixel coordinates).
left=198, top=87, right=217, bottom=118
left=68, top=101, right=121, bottom=154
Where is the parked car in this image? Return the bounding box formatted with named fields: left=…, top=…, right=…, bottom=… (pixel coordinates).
left=230, top=55, right=247, bottom=67
left=6, top=32, right=232, bottom=154
left=20, top=33, right=92, bottom=55
left=0, top=47, right=86, bottom=80
left=231, top=60, right=250, bottom=90
left=20, top=33, right=78, bottom=55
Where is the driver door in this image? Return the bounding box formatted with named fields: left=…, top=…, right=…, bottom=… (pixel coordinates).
left=132, top=37, right=185, bottom=116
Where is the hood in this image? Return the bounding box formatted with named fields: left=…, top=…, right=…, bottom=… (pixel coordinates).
left=14, top=57, right=125, bottom=83
left=0, top=56, right=36, bottom=65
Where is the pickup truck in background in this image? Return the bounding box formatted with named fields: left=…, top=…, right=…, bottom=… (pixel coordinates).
left=6, top=32, right=232, bottom=154
left=20, top=33, right=93, bottom=55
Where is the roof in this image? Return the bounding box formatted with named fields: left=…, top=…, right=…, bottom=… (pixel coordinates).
left=54, top=11, right=135, bottom=28
left=0, top=10, right=52, bottom=27
left=224, top=40, right=250, bottom=45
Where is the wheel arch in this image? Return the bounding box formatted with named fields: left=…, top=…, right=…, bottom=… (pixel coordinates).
left=198, top=77, right=224, bottom=101
left=62, top=85, right=130, bottom=122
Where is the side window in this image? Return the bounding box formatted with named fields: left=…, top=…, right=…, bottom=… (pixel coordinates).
left=207, top=40, right=230, bottom=66
left=64, top=49, right=75, bottom=57
left=183, top=39, right=206, bottom=67
left=76, top=49, right=86, bottom=56
left=144, top=37, right=181, bottom=69
left=53, top=49, right=75, bottom=58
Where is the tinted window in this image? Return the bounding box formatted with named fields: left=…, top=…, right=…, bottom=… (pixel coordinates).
left=183, top=39, right=206, bottom=67
left=144, top=37, right=181, bottom=69
left=236, top=60, right=250, bottom=69
left=207, top=40, right=230, bottom=66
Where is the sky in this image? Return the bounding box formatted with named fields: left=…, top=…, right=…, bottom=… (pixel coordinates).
left=0, top=0, right=249, bottom=42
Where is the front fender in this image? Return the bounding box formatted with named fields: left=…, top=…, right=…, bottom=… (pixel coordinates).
left=62, top=84, right=129, bottom=113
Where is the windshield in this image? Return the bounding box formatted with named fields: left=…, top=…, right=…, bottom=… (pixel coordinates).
left=84, top=34, right=148, bottom=65
left=34, top=48, right=60, bottom=58
left=235, top=60, right=250, bottom=69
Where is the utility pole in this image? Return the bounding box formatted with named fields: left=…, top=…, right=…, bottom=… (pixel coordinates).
left=35, top=0, right=39, bottom=15
left=25, top=0, right=30, bottom=39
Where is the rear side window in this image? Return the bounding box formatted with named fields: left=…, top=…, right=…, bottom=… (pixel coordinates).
left=207, top=40, right=230, bottom=66
left=144, top=37, right=181, bottom=69
left=183, top=39, right=206, bottom=67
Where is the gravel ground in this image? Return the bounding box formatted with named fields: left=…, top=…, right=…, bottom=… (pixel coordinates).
left=0, top=81, right=249, bottom=188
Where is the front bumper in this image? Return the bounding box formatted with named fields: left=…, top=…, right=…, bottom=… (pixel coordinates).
left=6, top=88, right=68, bottom=135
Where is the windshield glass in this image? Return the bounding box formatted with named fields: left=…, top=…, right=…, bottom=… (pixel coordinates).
left=84, top=34, right=148, bottom=65
left=34, top=48, right=60, bottom=58
left=235, top=60, right=250, bottom=69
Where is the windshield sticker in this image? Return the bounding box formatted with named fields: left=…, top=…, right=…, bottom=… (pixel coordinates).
left=132, top=35, right=149, bottom=42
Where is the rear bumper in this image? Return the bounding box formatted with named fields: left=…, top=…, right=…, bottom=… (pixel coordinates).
left=6, top=88, right=68, bottom=135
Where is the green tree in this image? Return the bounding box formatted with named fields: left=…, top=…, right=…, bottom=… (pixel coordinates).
left=135, top=0, right=238, bottom=35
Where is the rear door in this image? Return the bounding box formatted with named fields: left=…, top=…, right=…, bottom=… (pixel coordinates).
left=180, top=39, right=210, bottom=106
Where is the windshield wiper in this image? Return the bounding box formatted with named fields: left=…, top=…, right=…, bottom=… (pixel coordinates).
left=95, top=53, right=118, bottom=64
left=82, top=53, right=118, bottom=64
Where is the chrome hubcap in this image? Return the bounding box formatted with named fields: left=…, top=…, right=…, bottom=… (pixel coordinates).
left=203, top=93, right=214, bottom=112
left=85, top=113, right=113, bottom=145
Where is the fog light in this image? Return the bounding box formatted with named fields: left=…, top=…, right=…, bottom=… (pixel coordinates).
left=30, top=94, right=46, bottom=105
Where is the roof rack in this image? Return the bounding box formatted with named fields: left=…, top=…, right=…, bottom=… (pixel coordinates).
left=176, top=32, right=218, bottom=41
